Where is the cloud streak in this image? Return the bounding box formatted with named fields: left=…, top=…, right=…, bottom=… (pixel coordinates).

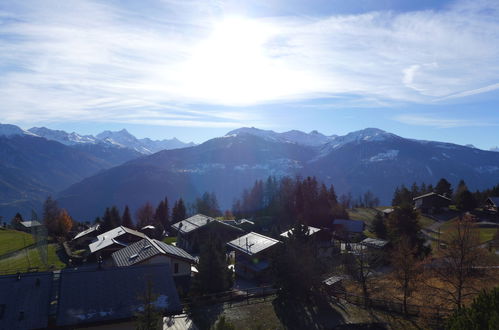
left=393, top=114, right=497, bottom=128
left=1, top=0, right=499, bottom=125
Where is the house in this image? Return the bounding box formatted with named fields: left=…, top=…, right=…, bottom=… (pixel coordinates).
left=16, top=220, right=43, bottom=233
left=172, top=214, right=244, bottom=253
left=382, top=208, right=394, bottom=219
left=484, top=197, right=499, bottom=213
left=223, top=218, right=255, bottom=232
left=72, top=224, right=100, bottom=248
left=56, top=264, right=181, bottom=329
left=88, top=226, right=146, bottom=260
left=112, top=237, right=196, bottom=292
left=227, top=232, right=281, bottom=282
left=361, top=237, right=389, bottom=250
left=280, top=226, right=321, bottom=239
left=413, top=192, right=451, bottom=214
left=0, top=272, right=53, bottom=330
left=322, top=276, right=344, bottom=295
left=139, top=225, right=158, bottom=238
left=332, top=219, right=365, bottom=241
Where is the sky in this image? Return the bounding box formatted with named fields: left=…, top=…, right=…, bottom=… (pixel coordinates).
left=0, top=0, right=499, bottom=148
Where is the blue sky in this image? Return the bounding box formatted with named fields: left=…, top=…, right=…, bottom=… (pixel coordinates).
left=0, top=0, right=498, bottom=148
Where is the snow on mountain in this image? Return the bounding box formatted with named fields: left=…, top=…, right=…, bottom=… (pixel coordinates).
left=0, top=123, right=37, bottom=137
left=28, top=127, right=97, bottom=145
left=226, top=127, right=335, bottom=146
left=490, top=146, right=499, bottom=152
left=327, top=128, right=395, bottom=149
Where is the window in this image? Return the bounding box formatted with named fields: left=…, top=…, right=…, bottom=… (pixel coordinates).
left=174, top=263, right=179, bottom=274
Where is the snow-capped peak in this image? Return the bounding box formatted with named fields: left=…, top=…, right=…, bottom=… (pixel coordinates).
left=28, top=127, right=96, bottom=145
left=0, top=123, right=37, bottom=137
left=226, top=127, right=335, bottom=147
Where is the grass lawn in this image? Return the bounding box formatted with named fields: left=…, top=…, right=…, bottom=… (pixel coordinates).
left=0, top=229, right=34, bottom=256
left=0, top=243, right=66, bottom=274
left=347, top=208, right=380, bottom=224
left=163, top=236, right=177, bottom=245
left=438, top=219, right=497, bottom=244
left=418, top=215, right=436, bottom=228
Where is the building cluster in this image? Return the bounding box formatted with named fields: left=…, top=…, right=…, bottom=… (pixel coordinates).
left=0, top=212, right=394, bottom=329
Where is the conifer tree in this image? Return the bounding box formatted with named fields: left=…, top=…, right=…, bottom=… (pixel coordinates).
left=43, top=196, right=60, bottom=236
left=122, top=205, right=134, bottom=228
left=172, top=198, right=186, bottom=223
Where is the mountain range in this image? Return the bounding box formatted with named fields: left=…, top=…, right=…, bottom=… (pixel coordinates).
left=0, top=124, right=194, bottom=219
left=2, top=123, right=499, bottom=221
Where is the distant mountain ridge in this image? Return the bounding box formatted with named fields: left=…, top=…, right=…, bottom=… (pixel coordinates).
left=27, top=126, right=195, bottom=154
left=57, top=127, right=499, bottom=221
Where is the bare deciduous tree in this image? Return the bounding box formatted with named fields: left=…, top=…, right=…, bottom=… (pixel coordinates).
left=423, top=215, right=489, bottom=310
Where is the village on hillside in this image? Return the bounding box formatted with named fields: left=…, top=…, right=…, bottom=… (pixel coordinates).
left=1, top=177, right=499, bottom=329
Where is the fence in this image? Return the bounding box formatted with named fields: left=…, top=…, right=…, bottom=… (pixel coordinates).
left=332, top=290, right=451, bottom=325
left=181, top=285, right=277, bottom=308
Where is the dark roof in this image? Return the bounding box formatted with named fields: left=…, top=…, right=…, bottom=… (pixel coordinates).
left=0, top=272, right=53, bottom=330
left=112, top=238, right=195, bottom=267
left=227, top=232, right=280, bottom=256
left=333, top=219, right=365, bottom=233
left=73, top=224, right=100, bottom=240
left=56, top=264, right=181, bottom=326
left=153, top=240, right=196, bottom=263
left=486, top=197, right=499, bottom=206
left=413, top=192, right=452, bottom=201
left=323, top=276, right=343, bottom=286
left=171, top=214, right=242, bottom=235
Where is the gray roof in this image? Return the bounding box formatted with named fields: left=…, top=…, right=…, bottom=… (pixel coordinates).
left=19, top=220, right=42, bottom=228
left=323, top=276, right=343, bottom=286
left=112, top=238, right=196, bottom=267
left=413, top=192, right=452, bottom=201
left=333, top=219, right=365, bottom=233
left=171, top=214, right=242, bottom=235
left=361, top=237, right=389, bottom=248
left=56, top=264, right=181, bottom=326
left=227, top=232, right=280, bottom=256
left=487, top=197, right=499, bottom=206
left=0, top=272, right=53, bottom=330
left=280, top=226, right=321, bottom=238
left=89, top=226, right=146, bottom=253
left=73, top=224, right=100, bottom=240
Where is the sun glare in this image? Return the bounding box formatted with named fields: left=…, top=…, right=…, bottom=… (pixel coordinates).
left=174, top=17, right=317, bottom=105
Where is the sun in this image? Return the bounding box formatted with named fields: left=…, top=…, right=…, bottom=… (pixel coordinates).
left=171, top=17, right=312, bottom=105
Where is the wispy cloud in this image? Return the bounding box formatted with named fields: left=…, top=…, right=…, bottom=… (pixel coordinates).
left=1, top=0, right=499, bottom=126
left=393, top=114, right=497, bottom=128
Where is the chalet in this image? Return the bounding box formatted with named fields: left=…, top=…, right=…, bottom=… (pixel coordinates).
left=361, top=237, right=389, bottom=250
left=72, top=224, right=100, bottom=248
left=227, top=232, right=281, bottom=282
left=322, top=276, right=344, bottom=295
left=382, top=208, right=394, bottom=219
left=280, top=226, right=321, bottom=239
left=56, top=264, right=181, bottom=329
left=0, top=272, right=53, bottom=330
left=413, top=192, right=451, bottom=214
left=112, top=237, right=196, bottom=291
left=484, top=197, right=499, bottom=213
left=88, top=226, right=146, bottom=260
left=16, top=220, right=43, bottom=233
left=139, top=225, right=158, bottom=238
left=172, top=214, right=244, bottom=253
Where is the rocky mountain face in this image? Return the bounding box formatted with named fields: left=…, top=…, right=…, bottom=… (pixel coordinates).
left=56, top=127, right=499, bottom=221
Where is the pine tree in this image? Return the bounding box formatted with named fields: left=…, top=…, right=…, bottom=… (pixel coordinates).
left=172, top=198, right=186, bottom=223
left=191, top=236, right=232, bottom=295
left=456, top=189, right=477, bottom=212
left=122, top=205, right=134, bottom=228
left=370, top=212, right=387, bottom=239
left=43, top=196, right=60, bottom=236
left=435, top=178, right=453, bottom=197
left=136, top=202, right=155, bottom=228
left=11, top=212, right=23, bottom=227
